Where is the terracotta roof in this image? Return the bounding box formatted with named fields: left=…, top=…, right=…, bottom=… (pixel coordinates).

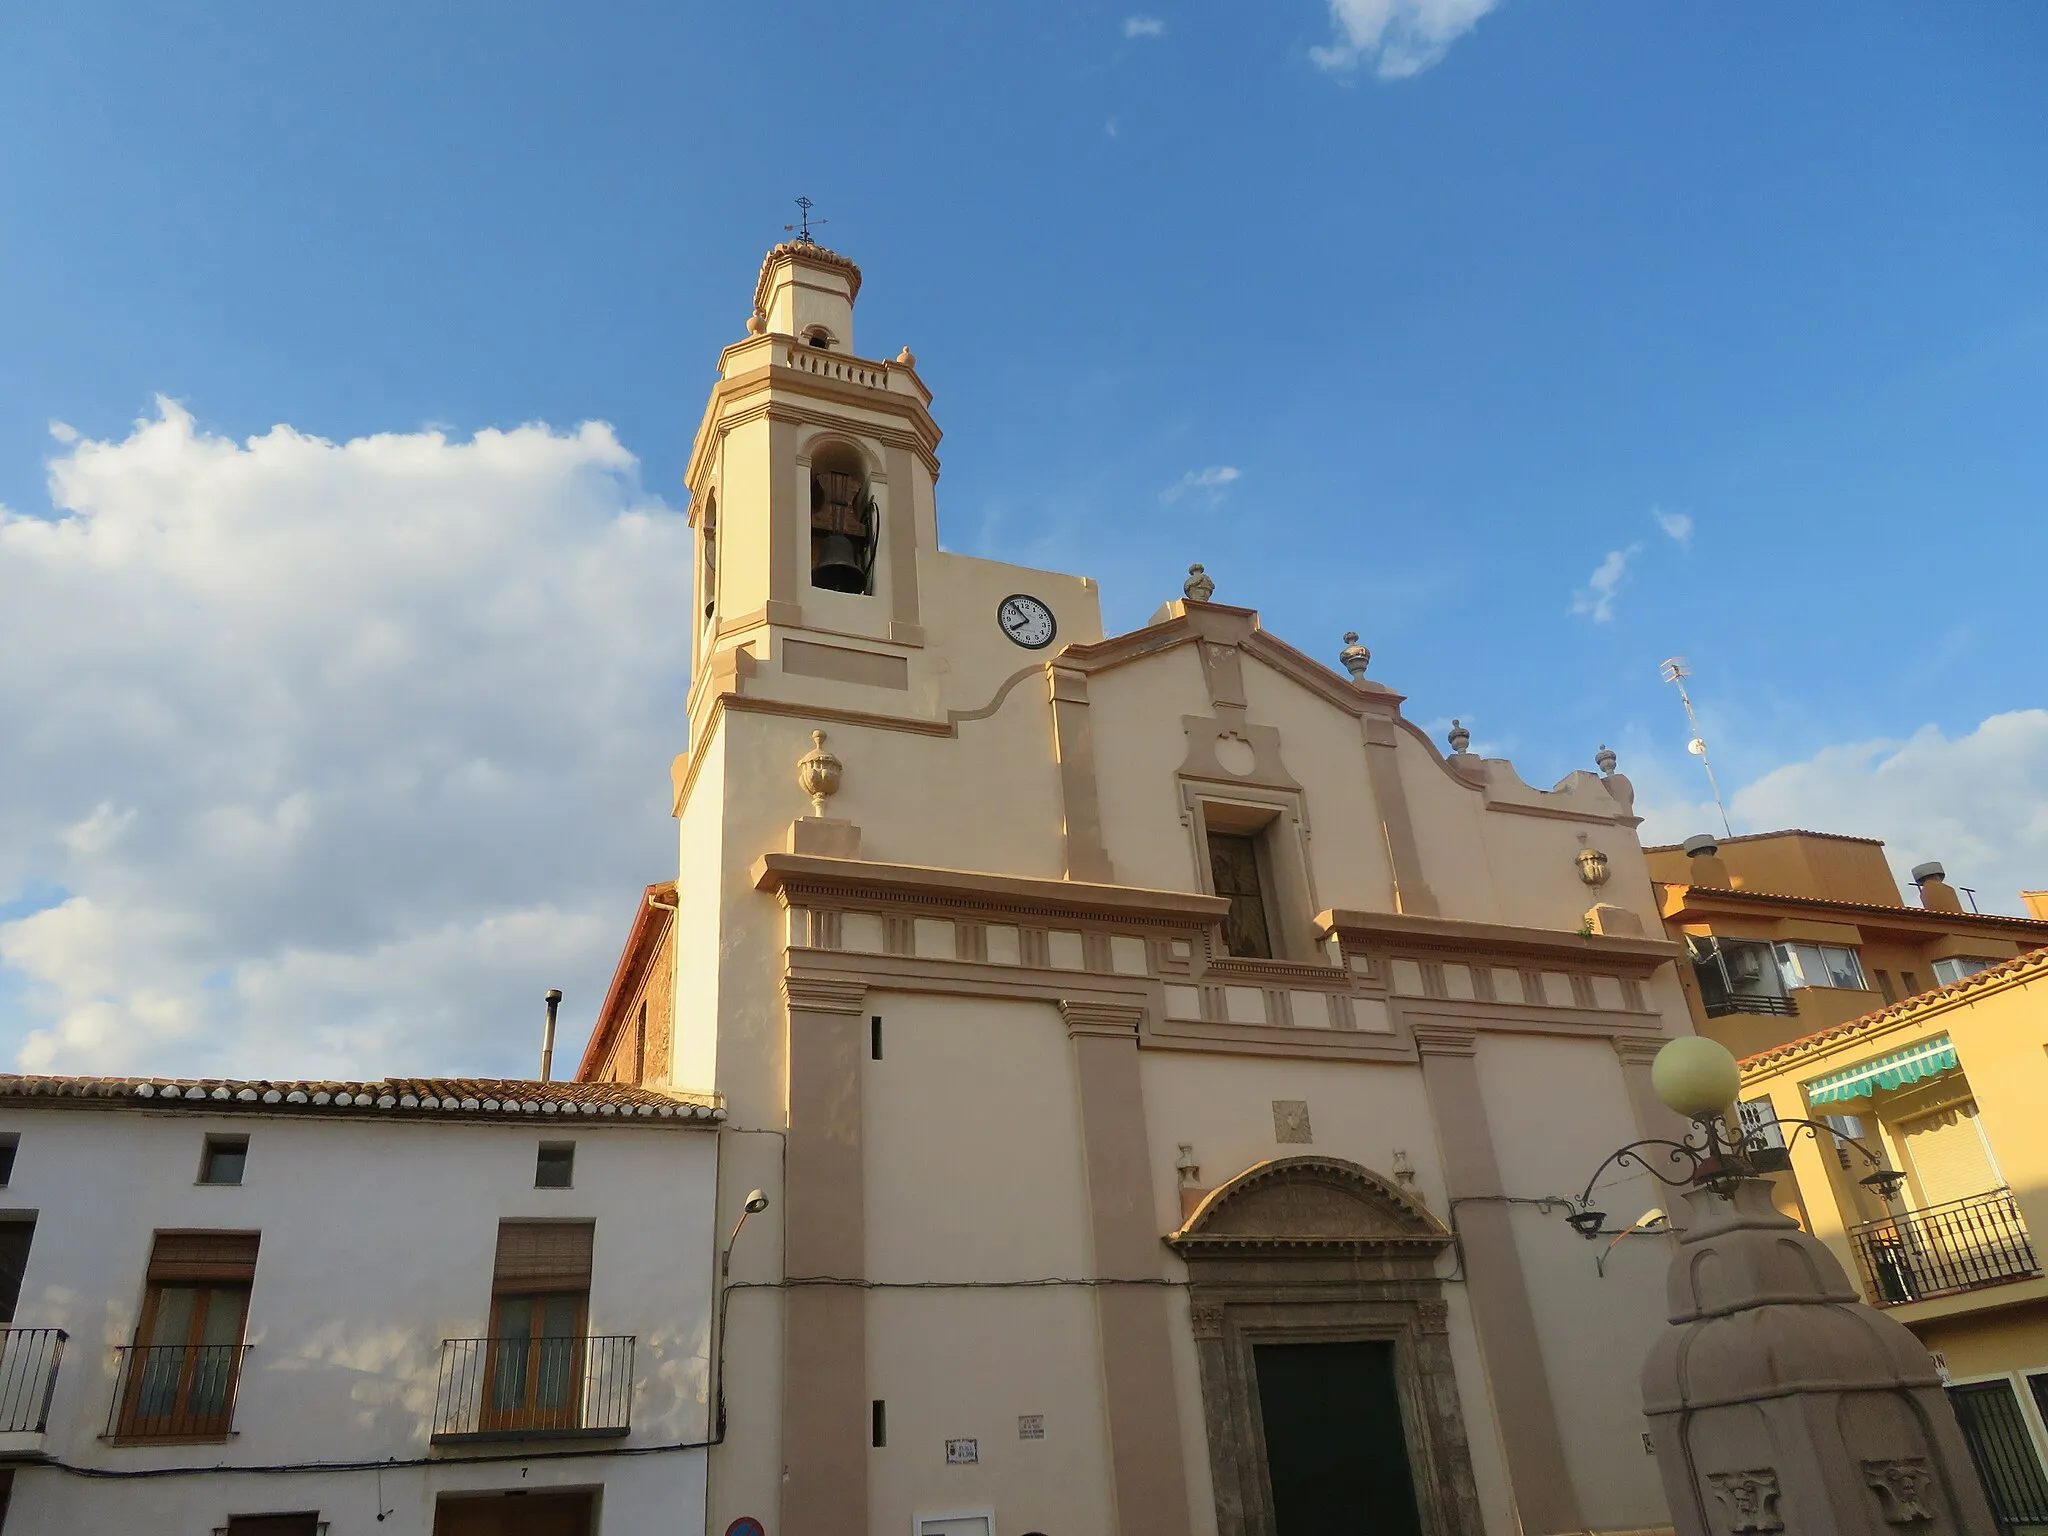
left=1738, top=948, right=2048, bottom=1076
left=0, top=1074, right=722, bottom=1125
left=753, top=239, right=862, bottom=309
left=1659, top=881, right=2048, bottom=931
left=1644, top=828, right=1887, bottom=852
left=576, top=882, right=677, bottom=1083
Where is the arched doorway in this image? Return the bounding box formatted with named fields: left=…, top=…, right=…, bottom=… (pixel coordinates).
left=1168, top=1156, right=1483, bottom=1536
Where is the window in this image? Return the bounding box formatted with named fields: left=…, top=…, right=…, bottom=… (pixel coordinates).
left=0, top=1133, right=16, bottom=1185
left=1208, top=830, right=1274, bottom=959
left=872, top=1398, right=887, bottom=1447
left=1933, top=956, right=2001, bottom=987
left=632, top=1001, right=646, bottom=1085
left=699, top=495, right=718, bottom=627
left=115, top=1231, right=257, bottom=1439
left=1874, top=969, right=1897, bottom=1004
left=870, top=1015, right=883, bottom=1061
left=535, top=1143, right=575, bottom=1189
left=484, top=1221, right=593, bottom=1432
left=199, top=1135, right=248, bottom=1186
left=224, top=1515, right=322, bottom=1535
left=1902, top=969, right=1923, bottom=996
left=1774, top=943, right=1868, bottom=992
left=0, top=1216, right=34, bottom=1326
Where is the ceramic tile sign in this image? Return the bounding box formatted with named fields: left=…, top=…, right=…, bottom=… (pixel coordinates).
left=945, top=1438, right=979, bottom=1465
left=1018, top=1415, right=1045, bottom=1440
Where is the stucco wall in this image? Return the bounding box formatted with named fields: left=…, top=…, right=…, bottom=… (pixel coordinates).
left=1, top=1107, right=716, bottom=1536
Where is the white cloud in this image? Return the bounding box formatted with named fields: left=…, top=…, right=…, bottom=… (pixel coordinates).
left=1162, top=465, right=1241, bottom=503
left=1654, top=507, right=1694, bottom=548
left=1634, top=711, right=2048, bottom=918
left=1125, top=15, right=1166, bottom=37
left=1568, top=543, right=1640, bottom=624
left=1310, top=0, right=1498, bottom=79
left=0, top=399, right=690, bottom=1079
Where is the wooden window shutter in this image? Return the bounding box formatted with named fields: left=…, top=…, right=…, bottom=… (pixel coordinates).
left=1900, top=1101, right=1999, bottom=1208
left=148, top=1231, right=261, bottom=1284
left=493, top=1220, right=595, bottom=1293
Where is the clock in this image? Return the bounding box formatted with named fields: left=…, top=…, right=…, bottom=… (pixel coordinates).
left=996, top=593, right=1057, bottom=649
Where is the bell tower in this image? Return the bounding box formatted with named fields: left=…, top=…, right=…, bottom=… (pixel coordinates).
left=683, top=237, right=944, bottom=750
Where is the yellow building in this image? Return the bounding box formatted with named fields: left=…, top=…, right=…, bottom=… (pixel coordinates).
left=1737, top=950, right=2048, bottom=1531
left=581, top=237, right=1722, bottom=1536
left=1647, top=829, right=2048, bottom=1060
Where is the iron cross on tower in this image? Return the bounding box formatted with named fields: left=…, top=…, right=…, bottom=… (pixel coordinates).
left=785, top=196, right=827, bottom=245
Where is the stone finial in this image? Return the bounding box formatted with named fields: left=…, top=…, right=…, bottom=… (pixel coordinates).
left=746, top=310, right=766, bottom=336
left=796, top=729, right=842, bottom=817
left=1447, top=719, right=1471, bottom=755
left=1595, top=743, right=1618, bottom=775
left=895, top=345, right=916, bottom=367
left=1183, top=563, right=1215, bottom=602
left=1339, top=631, right=1371, bottom=683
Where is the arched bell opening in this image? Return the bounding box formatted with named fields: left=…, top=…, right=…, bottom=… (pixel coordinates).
left=698, top=490, right=718, bottom=627
left=809, top=441, right=875, bottom=595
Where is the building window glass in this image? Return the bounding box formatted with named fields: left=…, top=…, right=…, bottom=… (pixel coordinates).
left=485, top=1221, right=594, bottom=1432
left=1932, top=956, right=2000, bottom=987
left=200, top=1135, right=249, bottom=1186
left=1207, top=830, right=1273, bottom=959
left=1774, top=943, right=1868, bottom=992
left=0, top=1133, right=16, bottom=1186
left=116, top=1231, right=258, bottom=1439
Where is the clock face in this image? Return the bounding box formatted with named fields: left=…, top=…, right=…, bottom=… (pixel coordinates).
left=996, top=593, right=1057, bottom=649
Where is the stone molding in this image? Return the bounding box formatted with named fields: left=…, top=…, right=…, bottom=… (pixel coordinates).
left=1059, top=1000, right=1145, bottom=1039
left=756, top=851, right=1227, bottom=926
left=1321, top=907, right=1678, bottom=975
left=781, top=975, right=869, bottom=1015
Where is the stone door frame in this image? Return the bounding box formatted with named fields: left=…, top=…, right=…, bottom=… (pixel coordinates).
left=1169, top=1156, right=1485, bottom=1536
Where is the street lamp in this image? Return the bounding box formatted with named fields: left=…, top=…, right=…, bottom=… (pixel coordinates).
left=1566, top=1036, right=1905, bottom=1239
left=722, top=1188, right=770, bottom=1277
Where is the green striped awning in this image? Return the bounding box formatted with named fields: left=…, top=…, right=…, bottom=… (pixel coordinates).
left=1804, top=1035, right=1959, bottom=1106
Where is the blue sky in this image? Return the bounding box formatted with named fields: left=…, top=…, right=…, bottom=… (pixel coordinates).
left=2, top=2, right=2044, bottom=1074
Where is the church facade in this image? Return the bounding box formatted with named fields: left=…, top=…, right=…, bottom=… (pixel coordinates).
left=580, top=239, right=1695, bottom=1536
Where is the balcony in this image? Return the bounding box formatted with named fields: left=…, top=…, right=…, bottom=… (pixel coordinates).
left=1703, top=993, right=1799, bottom=1019
left=105, top=1342, right=250, bottom=1442
left=0, top=1328, right=66, bottom=1458
left=431, top=1335, right=635, bottom=1444
left=1849, top=1189, right=2041, bottom=1305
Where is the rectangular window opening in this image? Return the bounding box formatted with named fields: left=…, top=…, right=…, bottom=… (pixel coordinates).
left=475, top=1221, right=597, bottom=1437
left=870, top=1016, right=883, bottom=1061
left=1206, top=827, right=1274, bottom=960
left=199, top=1135, right=249, bottom=1186
left=535, top=1142, right=576, bottom=1189
left=1875, top=969, right=1896, bottom=1004
left=0, top=1132, right=17, bottom=1187
left=225, top=1515, right=322, bottom=1536
left=1903, top=970, right=1923, bottom=996
left=872, top=1398, right=887, bottom=1447
left=115, top=1231, right=259, bottom=1440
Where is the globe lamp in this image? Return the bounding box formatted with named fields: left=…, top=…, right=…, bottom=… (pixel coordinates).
left=1651, top=1036, right=1741, bottom=1119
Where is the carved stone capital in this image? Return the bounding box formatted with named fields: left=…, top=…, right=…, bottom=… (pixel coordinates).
left=1409, top=1023, right=1478, bottom=1058
left=783, top=976, right=869, bottom=1015
left=1189, top=1302, right=1227, bottom=1341
left=1863, top=1459, right=1939, bottom=1525
left=1059, top=999, right=1144, bottom=1039
left=1415, top=1298, right=1450, bottom=1335
left=1611, top=1033, right=1669, bottom=1067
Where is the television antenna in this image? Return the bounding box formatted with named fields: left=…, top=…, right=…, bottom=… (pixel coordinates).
left=1660, top=656, right=1732, bottom=838
left=785, top=196, right=827, bottom=245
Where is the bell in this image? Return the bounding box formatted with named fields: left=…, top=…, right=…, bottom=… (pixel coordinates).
left=812, top=531, right=867, bottom=593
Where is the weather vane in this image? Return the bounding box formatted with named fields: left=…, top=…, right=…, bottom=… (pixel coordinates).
left=784, top=196, right=826, bottom=245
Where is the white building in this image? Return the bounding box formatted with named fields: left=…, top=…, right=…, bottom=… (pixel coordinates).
left=0, top=1074, right=722, bottom=1536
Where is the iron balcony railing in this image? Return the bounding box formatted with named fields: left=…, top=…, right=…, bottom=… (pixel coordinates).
left=431, top=1335, right=634, bottom=1443
left=0, top=1328, right=66, bottom=1435
left=105, top=1343, right=251, bottom=1441
left=1702, top=993, right=1799, bottom=1019
left=1850, top=1188, right=2040, bottom=1306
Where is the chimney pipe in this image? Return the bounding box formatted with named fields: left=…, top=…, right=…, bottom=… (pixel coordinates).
left=540, top=989, right=563, bottom=1082
left=1911, top=861, right=1964, bottom=913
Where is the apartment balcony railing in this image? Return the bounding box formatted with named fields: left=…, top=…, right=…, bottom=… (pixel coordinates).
left=105, top=1343, right=251, bottom=1442
left=431, top=1335, right=634, bottom=1444
left=1850, top=1189, right=2041, bottom=1306
left=0, top=1328, right=66, bottom=1445
left=1702, top=993, right=1799, bottom=1019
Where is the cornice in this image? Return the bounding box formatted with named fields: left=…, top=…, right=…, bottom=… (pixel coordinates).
left=1059, top=999, right=1145, bottom=1039
left=756, top=852, right=1229, bottom=928
left=686, top=362, right=942, bottom=488
left=1659, top=881, right=2048, bottom=936
left=782, top=975, right=869, bottom=1015
left=1319, top=908, right=1679, bottom=973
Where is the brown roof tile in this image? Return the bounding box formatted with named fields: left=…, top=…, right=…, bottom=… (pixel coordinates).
left=0, top=1074, right=721, bottom=1125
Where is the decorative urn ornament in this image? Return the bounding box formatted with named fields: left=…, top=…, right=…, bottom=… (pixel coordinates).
left=1595, top=743, right=1618, bottom=775
left=1338, top=631, right=1371, bottom=682
left=1183, top=563, right=1216, bottom=602
left=1576, top=847, right=1612, bottom=887
left=796, top=730, right=843, bottom=816
left=1447, top=719, right=1471, bottom=755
